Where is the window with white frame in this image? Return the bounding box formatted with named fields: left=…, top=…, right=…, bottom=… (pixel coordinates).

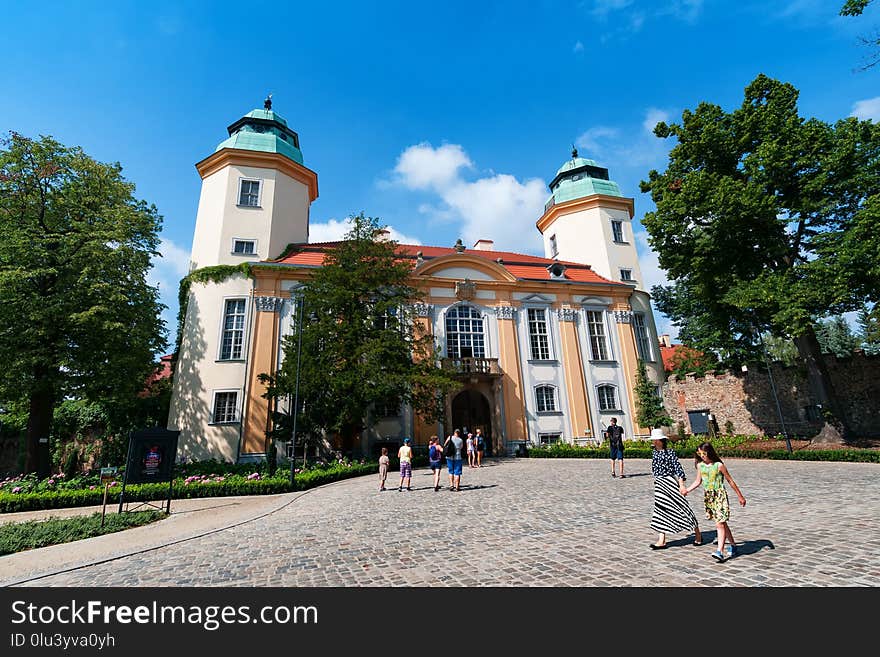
left=539, top=433, right=561, bottom=445
left=445, top=305, right=485, bottom=359
left=232, top=239, right=256, bottom=255
left=597, top=384, right=619, bottom=411
left=586, top=310, right=611, bottom=361
left=633, top=312, right=654, bottom=361
left=535, top=385, right=557, bottom=413
left=549, top=234, right=558, bottom=257
left=373, top=305, right=399, bottom=332
left=611, top=220, right=624, bottom=243
left=211, top=391, right=238, bottom=424
left=238, top=179, right=261, bottom=207
left=620, top=268, right=633, bottom=282
left=527, top=308, right=551, bottom=360
left=219, top=298, right=246, bottom=360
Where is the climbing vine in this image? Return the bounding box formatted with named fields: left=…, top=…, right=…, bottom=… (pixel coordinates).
left=174, top=263, right=253, bottom=357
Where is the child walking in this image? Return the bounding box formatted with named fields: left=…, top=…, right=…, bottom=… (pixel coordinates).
left=683, top=442, right=746, bottom=562
left=378, top=447, right=389, bottom=491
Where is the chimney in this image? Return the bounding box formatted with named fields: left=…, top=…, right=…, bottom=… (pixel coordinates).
left=659, top=334, right=672, bottom=348
left=473, top=239, right=494, bottom=251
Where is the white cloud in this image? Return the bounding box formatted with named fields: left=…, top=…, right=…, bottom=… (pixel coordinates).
left=394, top=143, right=473, bottom=191
left=642, top=108, right=670, bottom=134
left=389, top=143, right=547, bottom=254
left=657, top=0, right=704, bottom=23
left=574, top=126, right=620, bottom=158
left=309, top=218, right=422, bottom=245
left=573, top=40, right=585, bottom=53
left=148, top=237, right=191, bottom=349
left=591, top=0, right=635, bottom=19
left=576, top=107, right=673, bottom=169
left=851, top=96, right=880, bottom=121
left=634, top=230, right=677, bottom=339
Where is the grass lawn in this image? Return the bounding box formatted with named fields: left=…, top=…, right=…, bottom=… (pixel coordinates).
left=0, top=511, right=166, bottom=556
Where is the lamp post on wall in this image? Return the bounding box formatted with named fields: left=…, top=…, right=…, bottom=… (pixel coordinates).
left=289, top=291, right=305, bottom=487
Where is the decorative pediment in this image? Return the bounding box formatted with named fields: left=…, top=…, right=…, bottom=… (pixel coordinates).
left=416, top=253, right=517, bottom=282
left=520, top=293, right=554, bottom=304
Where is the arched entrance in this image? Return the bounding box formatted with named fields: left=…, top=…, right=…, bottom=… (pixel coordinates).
left=451, top=389, right=492, bottom=455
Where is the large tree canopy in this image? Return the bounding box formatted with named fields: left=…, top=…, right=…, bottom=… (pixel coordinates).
left=0, top=133, right=167, bottom=475
left=640, top=75, right=880, bottom=443
left=260, top=213, right=460, bottom=456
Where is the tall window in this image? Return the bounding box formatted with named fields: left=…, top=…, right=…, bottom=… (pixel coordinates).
left=527, top=308, right=551, bottom=360
left=597, top=384, right=618, bottom=411
left=633, top=313, right=653, bottom=361
left=586, top=310, right=610, bottom=361
left=212, top=391, right=238, bottom=423
left=611, top=220, right=624, bottom=242
left=238, top=179, right=260, bottom=207
left=445, top=305, right=485, bottom=359
left=549, top=234, right=558, bottom=257
left=219, top=298, right=246, bottom=360
left=535, top=385, right=557, bottom=413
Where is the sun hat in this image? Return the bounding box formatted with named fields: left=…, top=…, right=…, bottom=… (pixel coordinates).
left=650, top=428, right=667, bottom=440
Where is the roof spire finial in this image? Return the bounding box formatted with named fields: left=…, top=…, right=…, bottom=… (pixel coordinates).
left=571, top=143, right=578, bottom=159
left=264, top=93, right=273, bottom=111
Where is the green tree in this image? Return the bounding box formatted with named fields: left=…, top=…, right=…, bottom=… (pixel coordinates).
left=634, top=359, right=672, bottom=430
left=0, top=133, right=166, bottom=476
left=840, top=0, right=879, bottom=69
left=260, top=213, right=460, bottom=457
left=640, top=75, right=880, bottom=444
left=856, top=304, right=880, bottom=354
left=815, top=315, right=860, bottom=357
left=761, top=333, right=799, bottom=366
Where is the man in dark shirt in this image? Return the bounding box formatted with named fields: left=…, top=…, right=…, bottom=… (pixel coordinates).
left=605, top=417, right=625, bottom=478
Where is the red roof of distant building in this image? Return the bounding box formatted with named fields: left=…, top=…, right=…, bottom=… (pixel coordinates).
left=144, top=355, right=174, bottom=388
left=266, top=242, right=624, bottom=286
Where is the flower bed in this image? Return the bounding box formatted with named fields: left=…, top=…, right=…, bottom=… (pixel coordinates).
left=0, top=459, right=375, bottom=514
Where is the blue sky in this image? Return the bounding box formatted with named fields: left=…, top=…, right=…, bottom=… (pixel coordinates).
left=2, top=0, right=878, bottom=348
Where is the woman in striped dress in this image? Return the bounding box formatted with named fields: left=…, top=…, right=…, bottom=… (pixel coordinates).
left=649, top=428, right=702, bottom=549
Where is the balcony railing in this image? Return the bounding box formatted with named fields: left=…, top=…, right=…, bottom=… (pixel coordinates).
left=441, top=357, right=501, bottom=376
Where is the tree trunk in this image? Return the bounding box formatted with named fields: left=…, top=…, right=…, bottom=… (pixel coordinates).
left=25, top=375, right=55, bottom=477
left=794, top=327, right=851, bottom=444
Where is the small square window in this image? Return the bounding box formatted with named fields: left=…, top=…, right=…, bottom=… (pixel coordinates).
left=212, top=391, right=238, bottom=424
left=238, top=180, right=261, bottom=207
left=539, top=433, right=561, bottom=445
left=232, top=239, right=256, bottom=255
left=620, top=269, right=633, bottom=281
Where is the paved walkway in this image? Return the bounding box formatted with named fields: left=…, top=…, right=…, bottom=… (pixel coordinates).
left=1, top=457, right=878, bottom=587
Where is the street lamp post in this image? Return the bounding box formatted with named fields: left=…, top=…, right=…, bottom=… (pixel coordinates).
left=756, top=330, right=793, bottom=454
left=289, top=292, right=305, bottom=487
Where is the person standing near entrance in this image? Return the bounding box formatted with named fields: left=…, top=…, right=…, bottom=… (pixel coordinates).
left=444, top=429, right=464, bottom=491
left=466, top=432, right=476, bottom=468
left=605, top=417, right=625, bottom=478
left=397, top=438, right=413, bottom=491
left=428, top=435, right=443, bottom=491
left=475, top=428, right=485, bottom=467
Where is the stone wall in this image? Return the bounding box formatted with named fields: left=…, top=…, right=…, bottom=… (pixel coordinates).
left=663, top=351, right=880, bottom=439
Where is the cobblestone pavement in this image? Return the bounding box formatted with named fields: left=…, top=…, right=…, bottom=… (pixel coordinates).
left=6, top=458, right=880, bottom=587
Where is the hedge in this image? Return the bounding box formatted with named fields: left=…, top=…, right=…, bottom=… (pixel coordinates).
left=0, top=463, right=375, bottom=514
left=525, top=443, right=880, bottom=463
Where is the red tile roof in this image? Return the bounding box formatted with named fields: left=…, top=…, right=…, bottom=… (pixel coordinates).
left=266, top=242, right=624, bottom=286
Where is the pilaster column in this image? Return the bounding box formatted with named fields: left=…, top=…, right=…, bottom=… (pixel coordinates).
left=494, top=305, right=527, bottom=443
left=556, top=307, right=592, bottom=442
left=242, top=296, right=282, bottom=455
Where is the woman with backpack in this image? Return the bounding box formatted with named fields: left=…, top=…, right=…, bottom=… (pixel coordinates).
left=428, top=435, right=443, bottom=491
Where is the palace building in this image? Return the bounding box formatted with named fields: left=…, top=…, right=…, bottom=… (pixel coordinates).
left=167, top=104, right=665, bottom=462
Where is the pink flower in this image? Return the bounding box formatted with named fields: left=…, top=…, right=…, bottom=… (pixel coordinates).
left=89, top=485, right=96, bottom=490
left=12, top=486, right=21, bottom=493
left=247, top=472, right=261, bottom=480
left=47, top=479, right=55, bottom=485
